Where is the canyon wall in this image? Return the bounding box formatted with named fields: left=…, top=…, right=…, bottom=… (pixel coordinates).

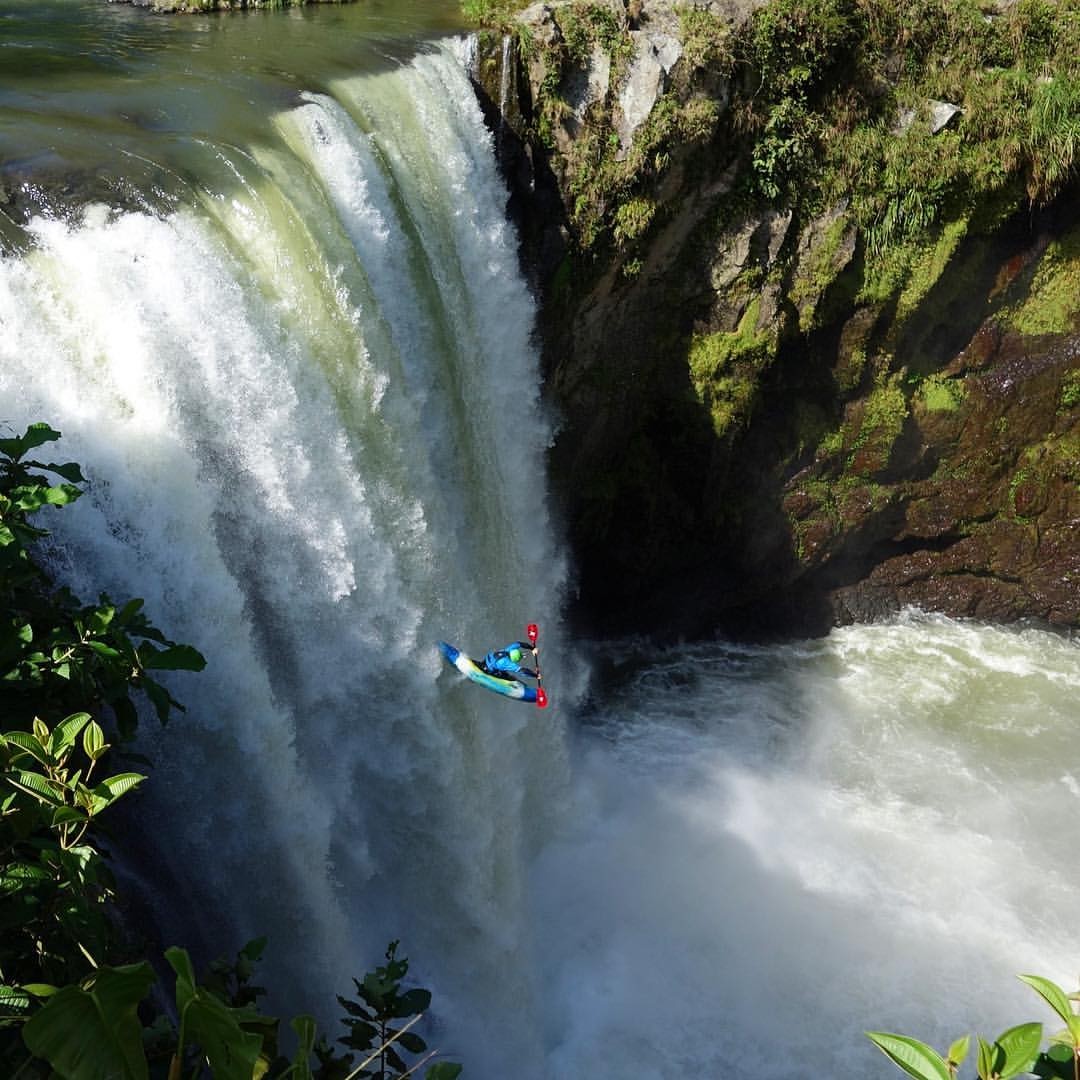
left=471, top=0, right=1080, bottom=639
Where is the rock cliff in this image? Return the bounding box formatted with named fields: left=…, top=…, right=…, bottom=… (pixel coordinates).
left=469, top=0, right=1080, bottom=640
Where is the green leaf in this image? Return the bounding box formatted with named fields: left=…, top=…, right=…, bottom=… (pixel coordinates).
left=88, top=605, right=115, bottom=633
left=83, top=720, right=107, bottom=761
left=995, top=1021, right=1043, bottom=1078
left=142, top=678, right=173, bottom=724
left=1020, top=975, right=1080, bottom=1043
left=288, top=1014, right=317, bottom=1080
left=1041, top=1041, right=1075, bottom=1074
left=5, top=769, right=66, bottom=807
left=342, top=1018, right=379, bottom=1047
left=399, top=988, right=432, bottom=1015
left=425, top=1063, right=463, bottom=1080
left=0, top=862, right=51, bottom=893
left=88, top=772, right=145, bottom=812
left=114, top=598, right=145, bottom=626
left=87, top=640, right=122, bottom=661
left=866, top=1032, right=952, bottom=1080
left=241, top=936, right=268, bottom=963
left=138, top=643, right=207, bottom=672
left=0, top=984, right=31, bottom=1012
left=397, top=1029, right=427, bottom=1054
left=98, top=772, right=145, bottom=797
left=21, top=983, right=59, bottom=999
left=10, top=483, right=81, bottom=512
left=0, top=422, right=61, bottom=463
left=21, top=961, right=155, bottom=1080
left=41, top=483, right=82, bottom=508
left=948, top=1035, right=971, bottom=1068
left=978, top=1034, right=998, bottom=1080
left=166, top=947, right=265, bottom=1080
left=50, top=712, right=92, bottom=759
left=113, top=697, right=139, bottom=740
left=5, top=730, right=53, bottom=767
left=41, top=461, right=85, bottom=484
left=51, top=805, right=89, bottom=828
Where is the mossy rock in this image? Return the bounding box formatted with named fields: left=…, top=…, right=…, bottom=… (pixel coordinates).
left=1004, top=223, right=1080, bottom=337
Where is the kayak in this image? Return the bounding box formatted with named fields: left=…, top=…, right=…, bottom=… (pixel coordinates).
left=439, top=626, right=548, bottom=707
left=438, top=641, right=540, bottom=703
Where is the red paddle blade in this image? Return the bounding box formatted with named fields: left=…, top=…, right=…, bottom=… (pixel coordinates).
left=526, top=623, right=538, bottom=644
left=536, top=686, right=548, bottom=708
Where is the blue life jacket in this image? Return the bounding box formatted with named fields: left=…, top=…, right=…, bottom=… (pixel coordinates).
left=484, top=644, right=524, bottom=674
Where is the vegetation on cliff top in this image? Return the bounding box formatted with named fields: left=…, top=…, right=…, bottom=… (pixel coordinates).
left=469, top=0, right=1080, bottom=289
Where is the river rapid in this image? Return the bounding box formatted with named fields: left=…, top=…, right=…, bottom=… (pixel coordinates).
left=1, top=4, right=1078, bottom=1078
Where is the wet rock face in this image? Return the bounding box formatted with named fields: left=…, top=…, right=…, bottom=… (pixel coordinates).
left=817, top=330, right=1080, bottom=629
left=471, top=3, right=1080, bottom=641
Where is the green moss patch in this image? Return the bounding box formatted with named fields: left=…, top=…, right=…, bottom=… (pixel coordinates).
left=1004, top=224, right=1080, bottom=336
left=1060, top=369, right=1080, bottom=410
left=917, top=372, right=967, bottom=413
left=688, top=298, right=776, bottom=438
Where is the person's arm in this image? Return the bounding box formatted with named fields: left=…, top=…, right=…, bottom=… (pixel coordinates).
left=516, top=643, right=539, bottom=679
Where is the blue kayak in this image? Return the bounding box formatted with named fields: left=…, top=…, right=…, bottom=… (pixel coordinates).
left=438, top=641, right=539, bottom=704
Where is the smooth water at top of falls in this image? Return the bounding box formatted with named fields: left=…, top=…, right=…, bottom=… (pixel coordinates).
left=0, top=0, right=467, bottom=195
left=2, top=5, right=1080, bottom=1078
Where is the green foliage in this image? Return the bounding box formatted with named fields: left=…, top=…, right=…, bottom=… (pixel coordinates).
left=560, top=3, right=623, bottom=63
left=866, top=1031, right=952, bottom=1080
left=688, top=298, right=776, bottom=438
left=0, top=710, right=146, bottom=996
left=751, top=96, right=823, bottom=200
left=169, top=946, right=267, bottom=1080
left=336, top=941, right=460, bottom=1080
left=1060, top=371, right=1080, bottom=410
left=746, top=0, right=856, bottom=100
left=677, top=4, right=733, bottom=71
left=741, top=0, right=857, bottom=199
left=22, top=962, right=156, bottom=1080
left=869, top=973, right=1080, bottom=1080
left=0, top=422, right=206, bottom=737
left=1004, top=225, right=1080, bottom=337
left=18, top=938, right=461, bottom=1080
left=612, top=197, right=656, bottom=246
left=917, top=373, right=966, bottom=414
left=459, top=0, right=518, bottom=30
left=0, top=423, right=207, bottom=1037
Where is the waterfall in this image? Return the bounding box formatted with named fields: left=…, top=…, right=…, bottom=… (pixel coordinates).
left=0, top=40, right=568, bottom=1075
left=5, top=19, right=1080, bottom=1080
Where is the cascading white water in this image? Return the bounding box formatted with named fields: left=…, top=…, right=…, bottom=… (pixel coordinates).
left=3, top=20, right=1080, bottom=1080
left=0, top=40, right=570, bottom=1075
left=538, top=613, right=1080, bottom=1078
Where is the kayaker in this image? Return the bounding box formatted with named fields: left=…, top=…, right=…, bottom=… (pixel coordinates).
left=481, top=641, right=539, bottom=681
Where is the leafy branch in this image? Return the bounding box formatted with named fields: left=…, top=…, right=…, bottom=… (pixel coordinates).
left=869, top=973, right=1080, bottom=1080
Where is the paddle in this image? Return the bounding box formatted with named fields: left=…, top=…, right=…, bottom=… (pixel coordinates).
left=527, top=622, right=547, bottom=708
